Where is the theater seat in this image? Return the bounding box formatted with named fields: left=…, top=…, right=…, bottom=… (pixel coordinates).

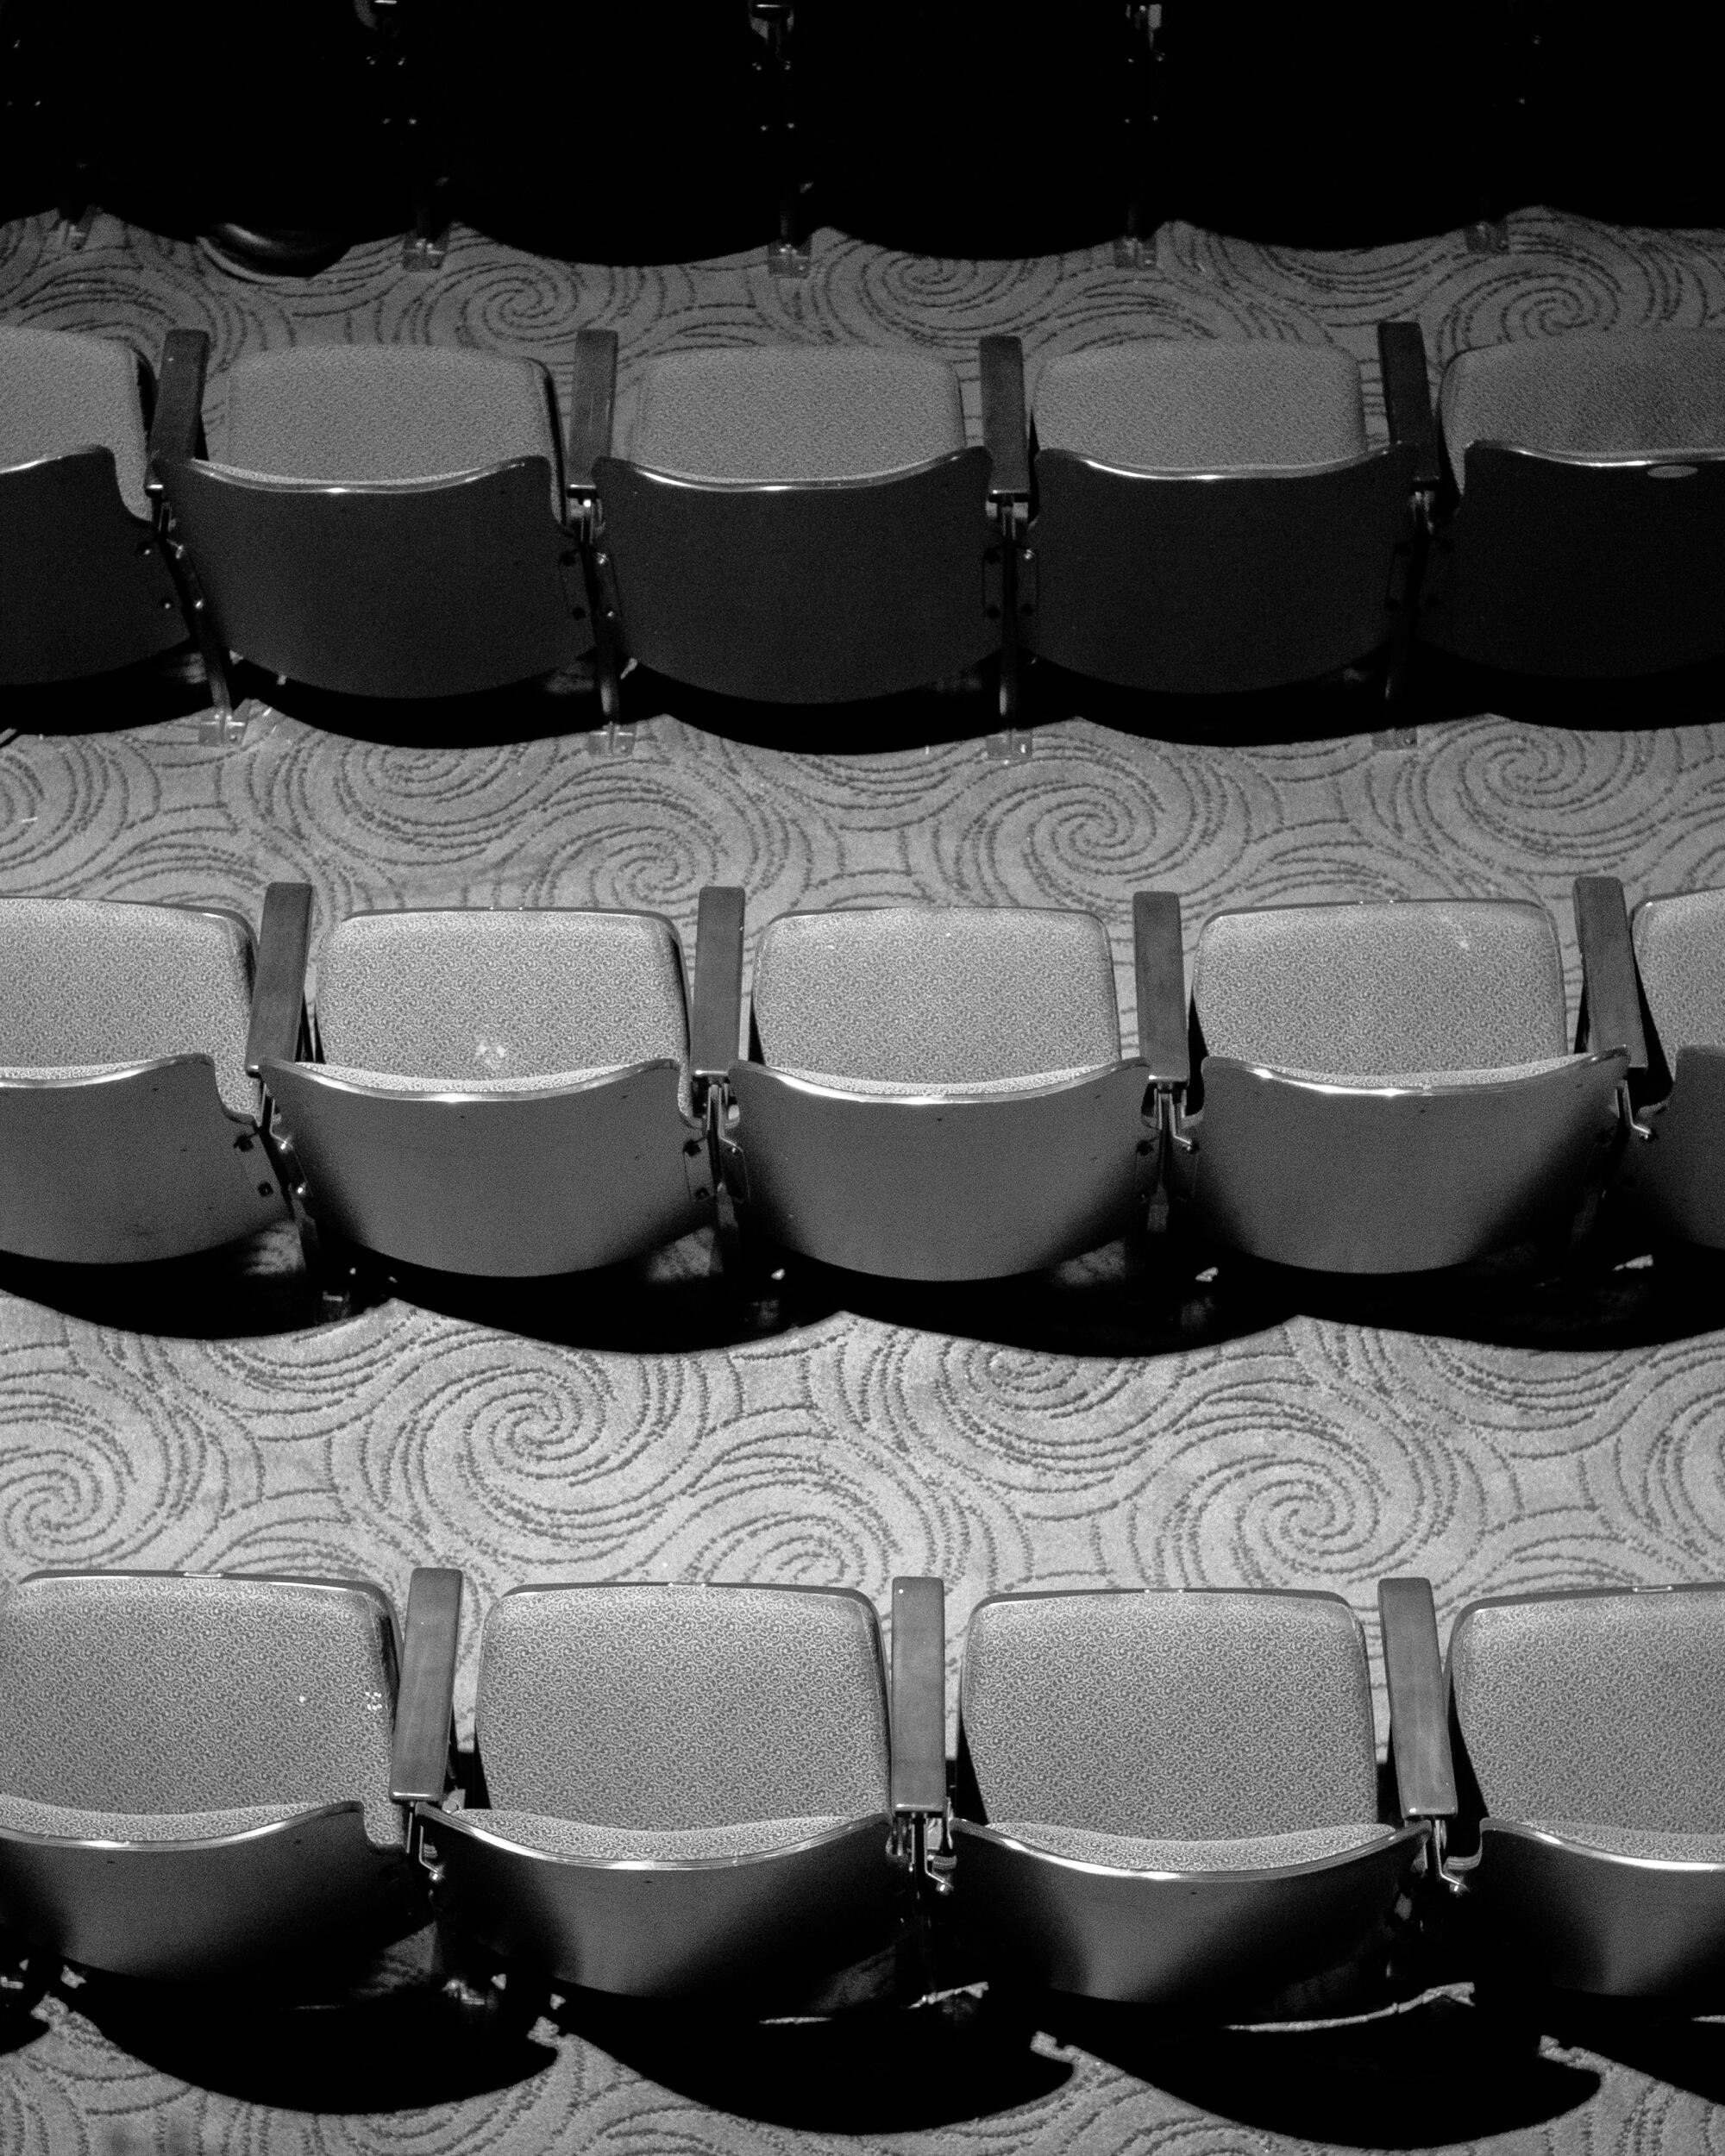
left=1446, top=1583, right=1725, bottom=1997
left=0, top=1565, right=460, bottom=1982
left=950, top=1586, right=1431, bottom=2007
left=0, top=894, right=290, bottom=1264
left=721, top=898, right=1158, bottom=1281
left=418, top=1577, right=943, bottom=2003
left=1140, top=893, right=1627, bottom=1274
left=155, top=335, right=591, bottom=702
left=1024, top=331, right=1426, bottom=695
left=1421, top=329, right=1725, bottom=678
left=0, top=326, right=187, bottom=685
left=251, top=883, right=727, bottom=1283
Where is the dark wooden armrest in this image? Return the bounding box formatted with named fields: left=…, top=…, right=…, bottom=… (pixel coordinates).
left=891, top=1576, right=948, bottom=1820
left=980, top=335, right=1030, bottom=506
left=390, top=1566, right=464, bottom=1807
left=1133, top=890, right=1189, bottom=1087
left=1573, top=874, right=1649, bottom=1070
left=1378, top=1576, right=1458, bottom=1826
left=690, top=885, right=745, bottom=1084
left=246, top=881, right=313, bottom=1076
left=568, top=329, right=618, bottom=505
left=147, top=329, right=210, bottom=494
left=1377, top=321, right=1440, bottom=496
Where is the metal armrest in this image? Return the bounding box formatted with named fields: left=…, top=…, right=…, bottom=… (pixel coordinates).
left=390, top=1565, right=463, bottom=1807
left=890, top=1576, right=950, bottom=1885
left=245, top=881, right=313, bottom=1076
left=1377, top=322, right=1440, bottom=499
left=1573, top=874, right=1650, bottom=1072
left=690, top=885, right=745, bottom=1087
left=1132, top=890, right=1189, bottom=1089
left=979, top=335, right=1030, bottom=514
left=147, top=329, right=210, bottom=498
left=1377, top=1576, right=1458, bottom=1832
left=568, top=328, right=618, bottom=527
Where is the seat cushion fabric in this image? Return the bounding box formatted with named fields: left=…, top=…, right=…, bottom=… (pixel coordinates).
left=0, top=1573, right=404, bottom=1848
left=961, top=1589, right=1378, bottom=1839
left=1520, top=1821, right=1725, bottom=1865
left=1633, top=888, right=1725, bottom=1058
left=313, top=910, right=689, bottom=1105
left=0, top=326, right=152, bottom=519
left=453, top=1810, right=860, bottom=1861
left=617, top=346, right=966, bottom=484
left=0, top=899, right=257, bottom=1118
left=1450, top=1588, right=1725, bottom=1833
left=0, top=1793, right=322, bottom=1845
left=212, top=344, right=561, bottom=511
left=984, top=1819, right=1398, bottom=1873
left=1193, top=899, right=1570, bottom=1079
left=1034, top=341, right=1369, bottom=474
left=477, top=1583, right=889, bottom=1829
left=753, top=907, right=1120, bottom=1089
left=773, top=1062, right=1111, bottom=1100
left=1440, top=330, right=1725, bottom=488
left=314, top=1061, right=637, bottom=1097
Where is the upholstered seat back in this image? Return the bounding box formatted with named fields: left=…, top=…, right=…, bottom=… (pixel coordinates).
left=1449, top=1587, right=1725, bottom=1833
left=0, top=1572, right=401, bottom=1841
left=313, top=908, right=689, bottom=1089
left=0, top=897, right=256, bottom=1115
left=961, top=1589, right=1379, bottom=1839
left=1193, top=899, right=1570, bottom=1081
left=0, top=326, right=152, bottom=518
left=752, top=906, right=1120, bottom=1090
left=1633, top=887, right=1725, bottom=1058
left=476, top=1583, right=891, bottom=1828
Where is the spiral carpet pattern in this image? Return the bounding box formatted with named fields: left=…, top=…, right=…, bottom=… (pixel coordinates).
left=4, top=206, right=1725, bottom=2153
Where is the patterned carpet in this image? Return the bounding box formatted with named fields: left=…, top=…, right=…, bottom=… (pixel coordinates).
left=3, top=203, right=1725, bottom=2153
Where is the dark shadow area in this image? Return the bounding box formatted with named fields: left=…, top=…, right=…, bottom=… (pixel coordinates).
left=557, top=1984, right=1069, bottom=2132
left=233, top=659, right=605, bottom=751
left=0, top=650, right=215, bottom=738
left=1409, top=648, right=1725, bottom=735
left=809, top=185, right=1129, bottom=264
left=1542, top=1993, right=1725, bottom=2106
left=618, top=663, right=1013, bottom=759
left=0, top=1225, right=311, bottom=1340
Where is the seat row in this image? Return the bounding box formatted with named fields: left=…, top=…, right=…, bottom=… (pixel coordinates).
left=0, top=874, right=1712, bottom=1291
left=0, top=1564, right=1718, bottom=2011
left=4, top=322, right=1723, bottom=725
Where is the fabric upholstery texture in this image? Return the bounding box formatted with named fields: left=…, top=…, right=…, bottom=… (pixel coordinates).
left=1450, top=1588, right=1725, bottom=1833
left=961, top=1589, right=1379, bottom=1839
left=772, top=1062, right=1108, bottom=1099
left=1633, top=887, right=1725, bottom=1058
left=1260, top=1053, right=1582, bottom=1091
left=312, top=909, right=690, bottom=1103
left=315, top=1061, right=634, bottom=1097
left=451, top=1810, right=859, bottom=1861
left=0, top=1572, right=404, bottom=1848
left=982, top=1819, right=1398, bottom=1872
left=0, top=324, right=152, bottom=519
left=1193, top=899, right=1570, bottom=1078
left=1033, top=341, right=1370, bottom=473
left=0, top=1794, right=323, bottom=1844
left=212, top=344, right=562, bottom=512
left=476, top=1583, right=890, bottom=1829
left=0, top=898, right=257, bottom=1118
left=1519, top=1821, right=1725, bottom=1864
left=752, top=906, right=1120, bottom=1089
left=617, top=346, right=966, bottom=483
left=1440, top=329, right=1725, bottom=487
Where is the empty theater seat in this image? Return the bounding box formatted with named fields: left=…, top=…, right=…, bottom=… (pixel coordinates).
left=1024, top=329, right=1427, bottom=695
left=0, top=325, right=188, bottom=685
left=580, top=330, right=1020, bottom=709
left=1446, top=1583, right=1725, bottom=1997
left=251, top=883, right=728, bottom=1283
left=0, top=894, right=290, bottom=1264
left=418, top=1577, right=944, bottom=2002
left=154, top=334, right=591, bottom=702
left=950, top=1586, right=1430, bottom=2006
left=1138, top=893, right=1627, bottom=1274
left=719, top=898, right=1159, bottom=1280
left=0, top=1565, right=460, bottom=1982
left=1421, top=329, right=1725, bottom=678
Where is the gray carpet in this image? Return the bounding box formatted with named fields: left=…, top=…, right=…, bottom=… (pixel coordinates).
left=3, top=203, right=1725, bottom=2153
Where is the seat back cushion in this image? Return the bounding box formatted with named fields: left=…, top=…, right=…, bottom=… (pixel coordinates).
left=1034, top=341, right=1369, bottom=475
left=752, top=906, right=1120, bottom=1090
left=0, top=1572, right=402, bottom=1844
left=1193, top=899, right=1570, bottom=1081
left=476, top=1583, right=890, bottom=1828
left=1449, top=1587, right=1725, bottom=1833
left=616, top=345, right=966, bottom=485
left=1440, top=329, right=1725, bottom=486
left=313, top=909, right=688, bottom=1090
left=961, top=1589, right=1378, bottom=1839
left=0, top=325, right=152, bottom=520
left=0, top=897, right=256, bottom=1115
left=212, top=344, right=561, bottom=508
left=1633, top=887, right=1725, bottom=1058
